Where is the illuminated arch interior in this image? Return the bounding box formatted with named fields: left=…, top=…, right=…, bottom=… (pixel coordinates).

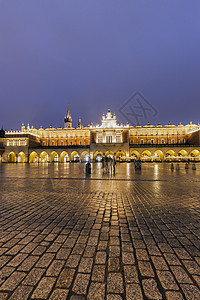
left=71, top=151, right=80, bottom=161
left=130, top=150, right=140, bottom=159
left=60, top=151, right=69, bottom=163
left=40, top=151, right=48, bottom=162
left=29, top=151, right=38, bottom=163
left=8, top=152, right=16, bottom=163
left=50, top=151, right=59, bottom=162
left=154, top=150, right=164, bottom=160
left=18, top=152, right=26, bottom=163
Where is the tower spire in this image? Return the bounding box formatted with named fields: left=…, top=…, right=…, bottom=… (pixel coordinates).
left=64, top=104, right=72, bottom=128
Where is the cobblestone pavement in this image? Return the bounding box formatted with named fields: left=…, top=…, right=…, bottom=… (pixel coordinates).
left=0, top=163, right=200, bottom=299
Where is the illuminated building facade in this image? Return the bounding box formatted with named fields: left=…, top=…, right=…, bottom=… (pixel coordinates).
left=1, top=108, right=200, bottom=163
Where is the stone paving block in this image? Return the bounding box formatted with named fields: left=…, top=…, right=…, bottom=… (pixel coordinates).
left=7, top=253, right=28, bottom=267
left=107, top=273, right=124, bottom=294
left=138, top=261, right=155, bottom=277
left=22, top=267, right=46, bottom=286
left=142, top=278, right=162, bottom=299
left=164, top=253, right=182, bottom=265
left=66, top=254, right=81, bottom=268
left=157, top=270, right=179, bottom=290
left=31, top=276, right=56, bottom=299
left=1, top=271, right=26, bottom=291
left=122, top=252, right=135, bottom=265
left=72, top=273, right=90, bottom=295
left=182, top=260, right=200, bottom=274
left=126, top=283, right=143, bottom=300
left=181, top=284, right=200, bottom=299
left=171, top=266, right=193, bottom=283
left=35, top=253, right=55, bottom=268
left=56, top=268, right=76, bottom=288
left=0, top=266, right=15, bottom=285
left=92, top=265, right=105, bottom=282
left=107, top=295, right=123, bottom=300
left=56, top=247, right=71, bottom=259
left=109, top=246, right=120, bottom=257
left=124, top=265, right=139, bottom=283
left=165, top=291, right=184, bottom=300
left=9, top=285, right=33, bottom=300
left=83, top=246, right=96, bottom=257
left=87, top=282, right=105, bottom=300
left=49, top=288, right=69, bottom=299
left=151, top=255, right=169, bottom=270
left=46, top=259, right=65, bottom=276
left=0, top=293, right=8, bottom=300
left=95, top=251, right=107, bottom=264
left=108, top=257, right=120, bottom=272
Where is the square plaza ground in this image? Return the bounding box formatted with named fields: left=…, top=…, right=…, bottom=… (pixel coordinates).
left=0, top=163, right=200, bottom=299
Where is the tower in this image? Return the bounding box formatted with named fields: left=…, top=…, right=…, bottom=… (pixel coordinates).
left=64, top=105, right=72, bottom=128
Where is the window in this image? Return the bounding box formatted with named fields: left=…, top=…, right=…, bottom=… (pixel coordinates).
left=171, top=139, right=175, bottom=144
left=79, top=141, right=82, bottom=145
left=182, top=139, right=185, bottom=143
left=70, top=141, right=73, bottom=145
left=116, top=136, right=122, bottom=143
left=106, top=135, right=112, bottom=143
left=141, top=139, right=144, bottom=144
left=61, top=141, right=64, bottom=146
left=151, top=139, right=154, bottom=144
left=130, top=139, right=133, bottom=144
left=52, top=141, right=55, bottom=146
left=98, top=137, right=102, bottom=143
left=42, top=141, right=45, bottom=146
left=161, top=139, right=165, bottom=144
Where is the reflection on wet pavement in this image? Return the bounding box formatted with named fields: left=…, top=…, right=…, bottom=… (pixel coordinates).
left=0, top=162, right=200, bottom=299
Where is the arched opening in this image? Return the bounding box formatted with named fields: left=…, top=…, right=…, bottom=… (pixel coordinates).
left=178, top=149, right=188, bottom=158
left=18, top=152, right=26, bottom=163
left=166, top=149, right=176, bottom=157
left=71, top=151, right=80, bottom=162
left=40, top=151, right=49, bottom=163
left=94, top=151, right=103, bottom=162
left=130, top=150, right=140, bottom=160
left=60, top=151, right=69, bottom=163
left=29, top=151, right=38, bottom=163
left=153, top=150, right=164, bottom=161
left=50, top=151, right=59, bottom=163
left=190, top=149, right=199, bottom=157
left=142, top=150, right=152, bottom=161
left=81, top=151, right=90, bottom=162
left=116, top=150, right=126, bottom=161
left=105, top=151, right=114, bottom=158
left=8, top=152, right=16, bottom=163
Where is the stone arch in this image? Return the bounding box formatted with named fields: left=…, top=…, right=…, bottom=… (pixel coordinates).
left=130, top=150, right=140, bottom=160
left=40, top=151, right=49, bottom=163
left=116, top=150, right=126, bottom=160
left=18, top=152, right=26, bottom=163
left=165, top=149, right=176, bottom=157
left=8, top=152, right=16, bottom=163
left=93, top=151, right=103, bottom=162
left=29, top=151, right=38, bottom=163
left=50, top=151, right=59, bottom=162
left=154, top=150, right=164, bottom=160
left=60, top=151, right=69, bottom=163
left=71, top=151, right=80, bottom=161
left=105, top=151, right=114, bottom=158
left=178, top=149, right=188, bottom=157
left=141, top=150, right=152, bottom=161
left=142, top=150, right=151, bottom=157
left=81, top=151, right=90, bottom=162
left=190, top=149, right=199, bottom=157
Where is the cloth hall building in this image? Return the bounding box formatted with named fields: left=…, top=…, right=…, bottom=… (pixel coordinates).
left=1, top=108, right=200, bottom=163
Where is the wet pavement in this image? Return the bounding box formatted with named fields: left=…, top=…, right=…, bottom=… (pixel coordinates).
left=0, top=162, right=200, bottom=299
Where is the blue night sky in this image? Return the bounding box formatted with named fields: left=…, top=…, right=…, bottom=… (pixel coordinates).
left=0, top=0, right=200, bottom=130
